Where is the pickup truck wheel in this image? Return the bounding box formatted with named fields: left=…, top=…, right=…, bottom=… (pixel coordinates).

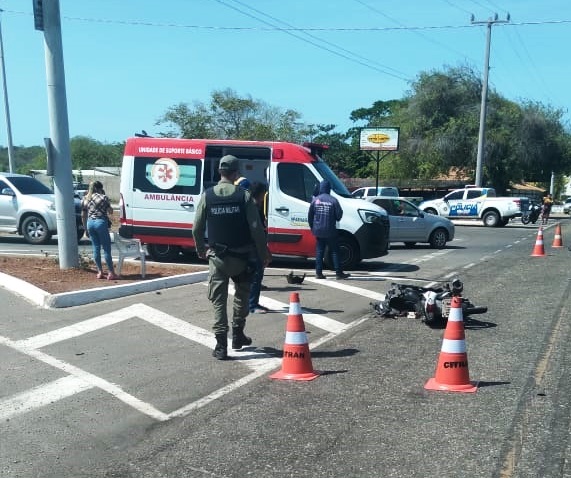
left=424, top=208, right=438, bottom=215
left=429, top=228, right=448, bottom=248
left=483, top=210, right=500, bottom=227
left=325, top=236, right=360, bottom=270
left=147, top=244, right=181, bottom=262
left=22, top=215, right=52, bottom=245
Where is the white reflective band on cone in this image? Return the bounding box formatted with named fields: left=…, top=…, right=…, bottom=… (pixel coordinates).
left=285, top=331, right=308, bottom=345
left=289, top=302, right=302, bottom=315
left=441, top=338, right=466, bottom=353
left=448, top=307, right=463, bottom=322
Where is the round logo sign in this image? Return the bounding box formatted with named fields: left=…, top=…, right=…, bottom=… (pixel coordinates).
left=151, top=158, right=179, bottom=190
left=367, top=133, right=390, bottom=144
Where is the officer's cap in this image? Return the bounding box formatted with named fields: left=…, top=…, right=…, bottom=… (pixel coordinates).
left=218, top=155, right=240, bottom=172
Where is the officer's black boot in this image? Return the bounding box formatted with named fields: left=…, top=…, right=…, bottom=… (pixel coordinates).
left=232, top=324, right=252, bottom=350
left=212, top=333, right=228, bottom=360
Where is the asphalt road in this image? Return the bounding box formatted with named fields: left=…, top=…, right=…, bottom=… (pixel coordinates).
left=1, top=219, right=570, bottom=477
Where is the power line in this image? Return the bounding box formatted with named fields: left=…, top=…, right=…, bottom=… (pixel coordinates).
left=441, top=0, right=473, bottom=15
left=354, top=0, right=479, bottom=64
left=220, top=0, right=410, bottom=78
left=507, top=25, right=558, bottom=104
left=478, top=0, right=509, bottom=15
left=4, top=9, right=571, bottom=31
left=213, top=0, right=411, bottom=81
left=466, top=0, right=495, bottom=11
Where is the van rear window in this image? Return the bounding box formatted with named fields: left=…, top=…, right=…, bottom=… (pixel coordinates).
left=133, top=157, right=202, bottom=194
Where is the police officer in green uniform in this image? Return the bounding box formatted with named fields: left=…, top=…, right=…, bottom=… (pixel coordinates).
left=193, top=155, right=272, bottom=360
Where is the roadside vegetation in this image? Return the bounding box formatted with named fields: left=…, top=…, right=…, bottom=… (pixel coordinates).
left=2, top=65, right=570, bottom=195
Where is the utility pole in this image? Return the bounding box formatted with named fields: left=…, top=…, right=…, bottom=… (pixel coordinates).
left=0, top=10, right=15, bottom=173
left=471, top=13, right=510, bottom=187
left=34, top=0, right=78, bottom=268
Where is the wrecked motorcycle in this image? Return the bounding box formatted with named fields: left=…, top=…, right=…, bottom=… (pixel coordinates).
left=370, top=278, right=487, bottom=326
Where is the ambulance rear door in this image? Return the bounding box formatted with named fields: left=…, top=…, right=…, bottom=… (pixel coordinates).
left=129, top=147, right=203, bottom=246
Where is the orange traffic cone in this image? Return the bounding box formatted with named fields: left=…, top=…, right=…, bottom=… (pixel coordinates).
left=424, top=296, right=478, bottom=393
left=531, top=227, right=546, bottom=257
left=270, top=292, right=319, bottom=381
left=552, top=222, right=563, bottom=248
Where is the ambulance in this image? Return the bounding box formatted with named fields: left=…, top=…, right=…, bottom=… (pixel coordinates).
left=118, top=137, right=390, bottom=269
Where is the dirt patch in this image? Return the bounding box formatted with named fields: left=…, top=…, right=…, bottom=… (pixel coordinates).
left=0, top=255, right=206, bottom=294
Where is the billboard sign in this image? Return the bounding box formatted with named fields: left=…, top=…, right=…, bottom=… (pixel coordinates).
left=359, top=127, right=400, bottom=151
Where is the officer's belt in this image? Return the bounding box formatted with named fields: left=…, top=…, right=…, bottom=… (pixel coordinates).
left=212, top=243, right=250, bottom=260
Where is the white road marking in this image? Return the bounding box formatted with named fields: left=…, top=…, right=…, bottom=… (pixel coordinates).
left=18, top=307, right=136, bottom=350
left=130, top=303, right=275, bottom=369
left=0, top=375, right=93, bottom=421
left=227, top=285, right=350, bottom=334
left=0, top=228, right=549, bottom=421
left=0, top=334, right=169, bottom=422
left=169, top=365, right=278, bottom=419
left=169, top=314, right=371, bottom=420
left=0, top=290, right=372, bottom=422
left=0, top=250, right=38, bottom=255
left=410, top=249, right=453, bottom=264
left=304, top=277, right=385, bottom=301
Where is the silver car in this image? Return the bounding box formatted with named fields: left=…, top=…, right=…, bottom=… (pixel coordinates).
left=0, top=173, right=84, bottom=244
left=365, top=196, right=455, bottom=248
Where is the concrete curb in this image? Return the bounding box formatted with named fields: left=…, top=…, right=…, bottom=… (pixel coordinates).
left=0, top=271, right=50, bottom=307
left=0, top=270, right=209, bottom=309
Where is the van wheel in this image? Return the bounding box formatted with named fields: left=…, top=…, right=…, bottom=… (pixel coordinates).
left=325, top=236, right=360, bottom=270
left=22, top=215, right=52, bottom=245
left=148, top=244, right=181, bottom=262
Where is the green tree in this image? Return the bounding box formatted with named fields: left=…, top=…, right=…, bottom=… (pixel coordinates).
left=70, top=136, right=123, bottom=169
left=342, top=65, right=571, bottom=191
left=157, top=88, right=307, bottom=142
left=9, top=138, right=123, bottom=174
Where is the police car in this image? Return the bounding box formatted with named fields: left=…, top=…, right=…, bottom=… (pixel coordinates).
left=419, top=187, right=527, bottom=227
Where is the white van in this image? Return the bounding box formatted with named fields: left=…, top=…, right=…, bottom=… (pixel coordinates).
left=118, top=138, right=390, bottom=268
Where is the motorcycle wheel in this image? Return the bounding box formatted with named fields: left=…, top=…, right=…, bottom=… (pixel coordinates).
left=521, top=215, right=531, bottom=225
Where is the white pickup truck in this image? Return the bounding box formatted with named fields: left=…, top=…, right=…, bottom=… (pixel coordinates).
left=419, top=187, right=528, bottom=227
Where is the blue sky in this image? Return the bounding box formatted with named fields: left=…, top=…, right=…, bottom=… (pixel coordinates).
left=3, top=0, right=571, bottom=147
